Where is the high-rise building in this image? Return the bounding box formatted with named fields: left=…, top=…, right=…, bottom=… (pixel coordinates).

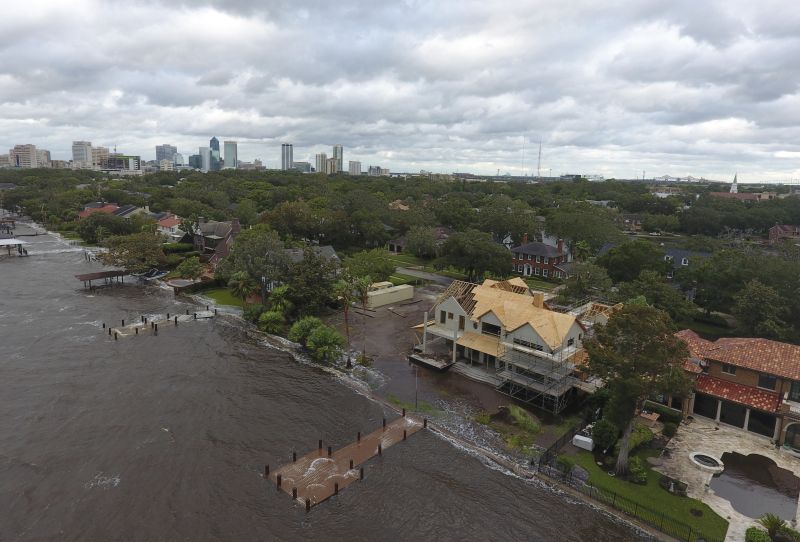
left=325, top=157, right=338, bottom=175
left=159, top=159, right=174, bottom=171
left=315, top=153, right=327, bottom=173
left=72, top=141, right=93, bottom=168
left=281, top=143, right=293, bottom=171
left=9, top=144, right=39, bottom=168
left=0, top=154, right=10, bottom=168
left=348, top=160, right=362, bottom=176
left=209, top=137, right=220, bottom=152
left=211, top=149, right=221, bottom=171
left=332, top=144, right=343, bottom=173
left=174, top=153, right=184, bottom=166
left=292, top=161, right=311, bottom=173
left=223, top=141, right=238, bottom=169
left=188, top=154, right=202, bottom=169
left=104, top=154, right=140, bottom=171
left=156, top=144, right=177, bottom=163
left=199, top=146, right=211, bottom=171
left=92, top=146, right=109, bottom=167
left=36, top=149, right=51, bottom=167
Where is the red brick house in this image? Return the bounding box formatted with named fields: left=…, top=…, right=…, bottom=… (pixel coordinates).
left=676, top=330, right=800, bottom=450
left=510, top=235, right=572, bottom=279
left=769, top=224, right=800, bottom=245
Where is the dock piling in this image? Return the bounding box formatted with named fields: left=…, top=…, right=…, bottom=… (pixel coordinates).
left=349, top=459, right=353, bottom=469
left=102, top=323, right=105, bottom=329
left=305, top=498, right=311, bottom=512
left=265, top=465, right=269, bottom=477
left=114, top=332, right=118, bottom=341
left=293, top=451, right=296, bottom=463
left=121, top=319, right=125, bottom=326
left=382, top=418, right=386, bottom=430
left=360, top=467, right=364, bottom=480
left=424, top=418, right=427, bottom=428
left=334, top=482, right=339, bottom=495
left=327, top=446, right=332, bottom=457
left=402, top=408, right=406, bottom=417
left=108, top=328, right=111, bottom=335
left=378, top=443, right=382, bottom=456
left=154, top=323, right=158, bottom=335
left=186, top=309, right=189, bottom=315
left=357, top=431, right=360, bottom=442
left=403, top=429, right=407, bottom=441
left=174, top=316, right=178, bottom=326
left=318, top=439, right=322, bottom=451
left=277, top=474, right=282, bottom=489
left=135, top=328, right=138, bottom=335
left=292, top=487, right=297, bottom=499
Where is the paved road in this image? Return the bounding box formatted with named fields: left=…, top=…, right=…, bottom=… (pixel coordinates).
left=395, top=266, right=452, bottom=286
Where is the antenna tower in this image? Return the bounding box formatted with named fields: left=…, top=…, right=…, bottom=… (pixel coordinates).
left=537, top=140, right=542, bottom=179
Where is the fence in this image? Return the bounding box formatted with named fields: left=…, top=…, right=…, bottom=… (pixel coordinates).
left=535, top=421, right=583, bottom=467
left=536, top=461, right=723, bottom=542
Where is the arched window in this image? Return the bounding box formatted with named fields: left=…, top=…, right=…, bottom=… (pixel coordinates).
left=786, top=424, right=800, bottom=451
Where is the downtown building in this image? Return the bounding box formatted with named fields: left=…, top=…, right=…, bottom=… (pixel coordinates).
left=224, top=141, right=238, bottom=169
left=348, top=160, right=362, bottom=176
left=281, top=143, right=293, bottom=171
left=72, top=141, right=93, bottom=168
left=315, top=153, right=327, bottom=173
left=155, top=144, right=177, bottom=163
left=9, top=144, right=49, bottom=168
left=332, top=144, right=343, bottom=173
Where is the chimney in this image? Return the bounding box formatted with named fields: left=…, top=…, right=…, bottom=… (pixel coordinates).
left=557, top=238, right=564, bottom=255
left=532, top=292, right=544, bottom=308
left=522, top=233, right=529, bottom=245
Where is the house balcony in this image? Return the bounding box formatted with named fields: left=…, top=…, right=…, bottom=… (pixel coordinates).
left=780, top=394, right=800, bottom=419
left=501, top=342, right=580, bottom=365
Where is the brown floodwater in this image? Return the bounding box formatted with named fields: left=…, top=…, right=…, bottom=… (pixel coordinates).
left=0, top=223, right=645, bottom=541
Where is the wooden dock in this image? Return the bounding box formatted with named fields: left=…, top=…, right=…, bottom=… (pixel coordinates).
left=103, top=309, right=216, bottom=339
left=268, top=415, right=425, bottom=510
left=408, top=353, right=454, bottom=371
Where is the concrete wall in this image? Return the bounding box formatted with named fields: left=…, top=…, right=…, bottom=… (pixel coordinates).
left=367, top=284, right=414, bottom=309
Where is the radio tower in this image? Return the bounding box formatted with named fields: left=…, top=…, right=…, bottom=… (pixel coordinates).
left=537, top=140, right=542, bottom=179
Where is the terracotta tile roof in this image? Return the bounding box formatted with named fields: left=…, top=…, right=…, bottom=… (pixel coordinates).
left=158, top=216, right=181, bottom=228
left=676, top=330, right=800, bottom=381
left=78, top=204, right=119, bottom=218
left=707, top=338, right=800, bottom=381
left=695, top=375, right=781, bottom=413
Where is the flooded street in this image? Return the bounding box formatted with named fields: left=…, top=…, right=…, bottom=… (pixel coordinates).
left=0, top=225, right=643, bottom=541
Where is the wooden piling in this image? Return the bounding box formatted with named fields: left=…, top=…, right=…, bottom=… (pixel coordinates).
left=349, top=459, right=353, bottom=469
left=174, top=316, right=178, bottom=325
left=292, top=487, right=297, bottom=499
left=357, top=431, right=360, bottom=442
left=318, top=439, right=322, bottom=451
left=277, top=474, right=282, bottom=489
left=293, top=451, right=297, bottom=463
left=403, top=429, right=407, bottom=440
left=135, top=328, right=138, bottom=335
left=334, top=482, right=339, bottom=495
left=424, top=418, right=427, bottom=428
left=360, top=467, right=364, bottom=480
left=265, top=465, right=269, bottom=477
left=382, top=418, right=386, bottom=430
left=402, top=408, right=406, bottom=417
left=327, top=446, right=332, bottom=457
left=378, top=443, right=382, bottom=456
left=121, top=319, right=125, bottom=326
left=305, top=498, right=311, bottom=512
left=102, top=323, right=105, bottom=329
left=114, top=332, right=118, bottom=340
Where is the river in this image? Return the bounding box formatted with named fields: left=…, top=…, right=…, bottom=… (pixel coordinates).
left=0, top=224, right=644, bottom=541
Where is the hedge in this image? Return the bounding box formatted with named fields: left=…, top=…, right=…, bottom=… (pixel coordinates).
left=745, top=527, right=771, bottom=542
left=643, top=400, right=683, bottom=424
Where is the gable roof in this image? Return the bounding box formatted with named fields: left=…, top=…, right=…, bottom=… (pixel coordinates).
left=285, top=245, right=340, bottom=264
left=510, top=241, right=561, bottom=257
left=440, top=278, right=578, bottom=349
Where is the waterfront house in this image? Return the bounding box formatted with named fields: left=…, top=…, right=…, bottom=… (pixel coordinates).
left=193, top=217, right=241, bottom=266
left=676, top=330, right=800, bottom=450
left=510, top=235, right=572, bottom=279
left=78, top=202, right=120, bottom=219
left=420, top=277, right=589, bottom=413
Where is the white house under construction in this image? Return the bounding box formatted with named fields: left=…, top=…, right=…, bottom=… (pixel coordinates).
left=417, top=278, right=615, bottom=414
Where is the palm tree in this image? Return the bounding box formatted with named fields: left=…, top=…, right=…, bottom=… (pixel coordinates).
left=228, top=271, right=257, bottom=305
left=334, top=276, right=356, bottom=360
left=268, top=284, right=294, bottom=317
left=353, top=275, right=372, bottom=362
left=573, top=240, right=591, bottom=262
left=757, top=513, right=785, bottom=540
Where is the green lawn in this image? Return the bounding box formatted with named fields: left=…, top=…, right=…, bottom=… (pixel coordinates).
left=684, top=319, right=737, bottom=340
left=202, top=288, right=245, bottom=308
left=385, top=251, right=429, bottom=267
left=523, top=277, right=557, bottom=292
left=389, top=273, right=421, bottom=286
left=567, top=450, right=728, bottom=540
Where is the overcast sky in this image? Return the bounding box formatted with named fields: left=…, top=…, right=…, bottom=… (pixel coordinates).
left=2, top=0, right=800, bottom=181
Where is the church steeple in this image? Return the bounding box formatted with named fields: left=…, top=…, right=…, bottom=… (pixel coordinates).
left=730, top=173, right=738, bottom=193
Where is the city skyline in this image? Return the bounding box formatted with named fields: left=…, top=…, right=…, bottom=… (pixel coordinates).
left=1, top=2, right=800, bottom=180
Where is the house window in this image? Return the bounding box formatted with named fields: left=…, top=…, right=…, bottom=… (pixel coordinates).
left=458, top=315, right=465, bottom=331
left=721, top=364, right=736, bottom=375
left=536, top=255, right=541, bottom=263
left=448, top=312, right=453, bottom=320
left=542, top=269, right=548, bottom=277
left=681, top=258, right=689, bottom=266
left=513, top=337, right=543, bottom=351
left=567, top=338, right=575, bottom=347
left=665, top=255, right=673, bottom=262
left=440, top=311, right=446, bottom=324
left=517, top=264, right=523, bottom=272
left=666, top=271, right=674, bottom=279
left=481, top=322, right=501, bottom=336
left=543, top=257, right=549, bottom=264
left=790, top=381, right=800, bottom=403
left=514, top=253, right=519, bottom=259
left=534, top=267, right=540, bottom=276
left=758, top=373, right=777, bottom=391
left=527, top=254, right=532, bottom=260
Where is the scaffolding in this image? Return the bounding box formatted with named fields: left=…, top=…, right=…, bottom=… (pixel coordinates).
left=495, top=339, right=578, bottom=415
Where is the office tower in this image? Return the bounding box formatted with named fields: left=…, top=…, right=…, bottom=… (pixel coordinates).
left=188, top=154, right=202, bottom=169
left=92, top=146, right=109, bottom=167
left=332, top=144, right=343, bottom=173
left=315, top=153, right=327, bottom=173
left=72, top=141, right=93, bottom=168
left=325, top=157, right=337, bottom=175
left=348, top=161, right=361, bottom=176
left=159, top=159, right=174, bottom=171
left=105, top=154, right=140, bottom=170
left=199, top=146, right=211, bottom=171
left=156, top=144, right=177, bottom=163
left=223, top=141, right=238, bottom=169
left=36, top=149, right=51, bottom=167
left=211, top=148, right=221, bottom=171
left=209, top=137, right=220, bottom=152
left=174, top=153, right=184, bottom=166
left=9, top=144, right=38, bottom=168
left=281, top=143, right=293, bottom=171
left=292, top=161, right=311, bottom=173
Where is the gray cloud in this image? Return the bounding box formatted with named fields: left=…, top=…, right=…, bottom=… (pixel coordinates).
left=1, top=0, right=799, bottom=180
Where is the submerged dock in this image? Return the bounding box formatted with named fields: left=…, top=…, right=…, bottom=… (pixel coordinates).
left=103, top=309, right=216, bottom=340
left=268, top=415, right=425, bottom=510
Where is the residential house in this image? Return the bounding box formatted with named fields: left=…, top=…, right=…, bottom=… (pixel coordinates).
left=156, top=213, right=187, bottom=243
left=284, top=245, right=340, bottom=266
left=676, top=330, right=800, bottom=449
left=620, top=213, right=643, bottom=232
left=420, top=278, right=587, bottom=413
left=510, top=235, right=572, bottom=279
left=769, top=224, right=800, bottom=245
left=78, top=202, right=120, bottom=219
left=387, top=226, right=451, bottom=254
left=663, top=248, right=710, bottom=280
left=193, top=218, right=241, bottom=266
left=709, top=191, right=777, bottom=202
